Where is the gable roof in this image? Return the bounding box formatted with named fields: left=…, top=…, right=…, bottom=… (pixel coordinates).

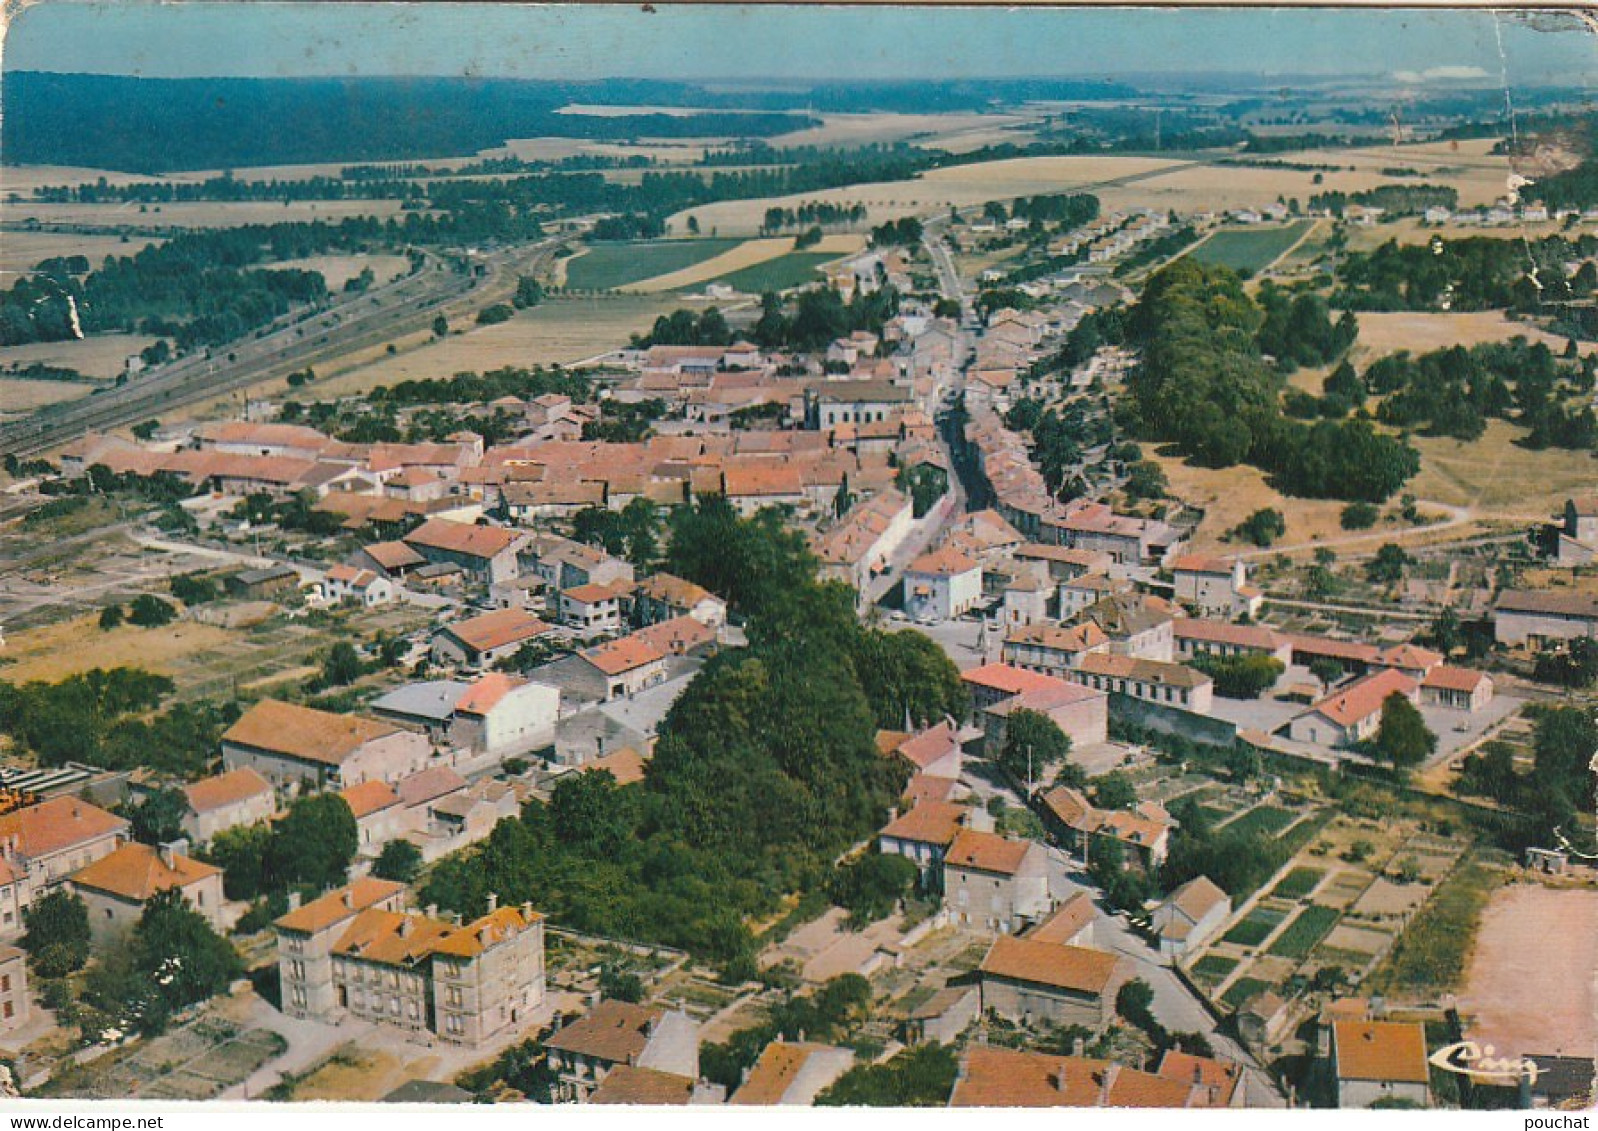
left=71, top=842, right=220, bottom=902
left=1333, top=1019, right=1430, bottom=1084
left=893, top=722, right=961, bottom=771
left=589, top=1065, right=695, bottom=1106
left=980, top=935, right=1123, bottom=995
left=340, top=779, right=401, bottom=819
left=945, top=829, right=1033, bottom=876
left=543, top=999, right=665, bottom=1063
left=1156, top=1050, right=1243, bottom=1106
left=583, top=747, right=648, bottom=787
left=442, top=609, right=554, bottom=655
left=1303, top=667, right=1418, bottom=729
left=274, top=877, right=406, bottom=935
left=951, top=1047, right=1198, bottom=1108
left=582, top=633, right=668, bottom=676
left=961, top=663, right=1070, bottom=698
left=454, top=672, right=521, bottom=715
left=0, top=796, right=128, bottom=860
left=396, top=766, right=468, bottom=808
left=403, top=518, right=523, bottom=561
left=223, top=699, right=400, bottom=767
left=731, top=1042, right=851, bottom=1106
left=183, top=768, right=272, bottom=815
left=1028, top=891, right=1097, bottom=944
left=880, top=801, right=967, bottom=848
left=1164, top=876, right=1229, bottom=923
left=906, top=546, right=980, bottom=577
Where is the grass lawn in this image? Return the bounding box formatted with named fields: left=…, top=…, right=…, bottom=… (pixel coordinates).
left=1187, top=220, right=1315, bottom=276
left=1225, top=805, right=1299, bottom=839
left=1197, top=805, right=1232, bottom=827
left=565, top=238, right=743, bottom=291
left=710, top=251, right=841, bottom=293
left=1222, top=976, right=1272, bottom=1010
left=1267, top=905, right=1342, bottom=958
left=1223, top=907, right=1287, bottom=947
left=1191, top=954, right=1239, bottom=982
left=1270, top=867, right=1327, bottom=901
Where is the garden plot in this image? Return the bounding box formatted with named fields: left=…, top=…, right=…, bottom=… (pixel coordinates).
left=1320, top=922, right=1396, bottom=960
left=1350, top=878, right=1432, bottom=921
left=1222, top=905, right=1288, bottom=948
left=1312, top=872, right=1375, bottom=910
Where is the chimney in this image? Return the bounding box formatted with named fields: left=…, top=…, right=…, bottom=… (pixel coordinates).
left=342, top=890, right=354, bottom=909
left=1193, top=1064, right=1204, bottom=1086
left=158, top=843, right=176, bottom=869
left=522, top=901, right=535, bottom=922
left=399, top=917, right=414, bottom=939
left=287, top=891, right=302, bottom=912
left=1098, top=1065, right=1119, bottom=1106
left=425, top=904, right=438, bottom=920
left=1072, top=1036, right=1085, bottom=1058
left=478, top=927, right=492, bottom=948
left=1053, top=1070, right=1068, bottom=1094
left=886, top=806, right=898, bottom=823
left=486, top=891, right=499, bottom=913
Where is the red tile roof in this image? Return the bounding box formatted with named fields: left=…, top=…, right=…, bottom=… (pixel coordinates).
left=0, top=796, right=127, bottom=860
left=183, top=768, right=272, bottom=814
left=1333, top=1020, right=1430, bottom=1084
left=442, top=609, right=554, bottom=655
left=961, top=663, right=1070, bottom=697
left=1305, top=668, right=1418, bottom=728
left=880, top=802, right=967, bottom=848
left=71, top=842, right=220, bottom=901
left=945, top=829, right=1033, bottom=876
left=274, top=877, right=406, bottom=934
left=980, top=935, right=1123, bottom=995
left=223, top=699, right=401, bottom=767
left=339, top=779, right=400, bottom=819
left=404, top=518, right=523, bottom=561
left=1421, top=664, right=1490, bottom=692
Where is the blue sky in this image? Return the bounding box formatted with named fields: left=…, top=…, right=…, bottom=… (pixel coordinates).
left=5, top=3, right=1594, bottom=85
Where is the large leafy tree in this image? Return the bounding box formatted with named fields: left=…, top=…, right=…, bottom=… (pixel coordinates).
left=999, top=708, right=1072, bottom=793
left=265, top=793, right=358, bottom=891
left=21, top=889, right=91, bottom=977
left=1375, top=692, right=1436, bottom=768
left=129, top=788, right=188, bottom=845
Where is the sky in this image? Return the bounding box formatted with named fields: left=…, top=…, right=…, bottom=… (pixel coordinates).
left=3, top=3, right=1594, bottom=86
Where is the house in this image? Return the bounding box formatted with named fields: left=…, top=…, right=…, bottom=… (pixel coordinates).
left=588, top=1065, right=721, bottom=1106
left=1151, top=876, right=1230, bottom=958
left=1555, top=495, right=1598, bottom=565
left=806, top=379, right=913, bottom=429
left=961, top=663, right=1074, bottom=712
left=224, top=564, right=301, bottom=600
left=813, top=490, right=916, bottom=592
left=904, top=984, right=980, bottom=1045
left=951, top=1046, right=1223, bottom=1107
left=879, top=801, right=988, bottom=891
left=942, top=829, right=1051, bottom=933
left=1171, top=555, right=1261, bottom=618
left=1026, top=890, right=1097, bottom=948
left=886, top=722, right=963, bottom=780
left=71, top=841, right=224, bottom=941
left=574, top=633, right=671, bottom=701
left=980, top=682, right=1110, bottom=758
left=321, top=565, right=395, bottom=607
left=1493, top=590, right=1598, bottom=647
left=1419, top=665, right=1494, bottom=712
left=1155, top=1050, right=1246, bottom=1107
left=422, top=779, right=527, bottom=851
left=0, top=796, right=128, bottom=893
left=1373, top=643, right=1444, bottom=681
left=557, top=581, right=631, bottom=639
left=582, top=746, right=649, bottom=785
left=0, top=860, right=28, bottom=941
left=1013, top=543, right=1114, bottom=581
left=1173, top=619, right=1292, bottom=666
left=1331, top=1019, right=1430, bottom=1108
left=1069, top=653, right=1214, bottom=715
left=1077, top=593, right=1177, bottom=662
left=523, top=536, right=635, bottom=592
left=353, top=540, right=428, bottom=580
left=1040, top=787, right=1172, bottom=870
left=633, top=572, right=727, bottom=629
left=977, top=935, right=1130, bottom=1030
left=1286, top=668, right=1419, bottom=748
left=902, top=547, right=983, bottom=621
left=1002, top=622, right=1111, bottom=678
left=730, top=1041, right=854, bottom=1105
left=340, top=780, right=407, bottom=852
left=452, top=674, right=560, bottom=756
left=1059, top=573, right=1129, bottom=618
left=181, top=768, right=275, bottom=844
left=221, top=699, right=433, bottom=793
left=544, top=999, right=701, bottom=1102
left=1236, top=991, right=1292, bottom=1049
left=275, top=882, right=544, bottom=1048
left=430, top=608, right=555, bottom=669
left=381, top=1080, right=476, bottom=1104
left=0, top=946, right=28, bottom=1030
left=403, top=519, right=527, bottom=585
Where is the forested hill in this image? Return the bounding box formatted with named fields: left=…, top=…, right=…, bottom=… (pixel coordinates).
left=0, top=72, right=818, bottom=173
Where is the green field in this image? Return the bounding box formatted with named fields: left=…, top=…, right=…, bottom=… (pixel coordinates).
left=1187, top=220, right=1314, bottom=276
left=565, top=238, right=742, bottom=291
left=1191, top=954, right=1239, bottom=983
left=1221, top=976, right=1272, bottom=1010
left=1225, top=805, right=1299, bottom=840
left=1267, top=905, right=1341, bottom=958
left=711, top=251, right=840, bottom=293
left=1222, top=906, right=1287, bottom=947
left=1269, top=867, right=1326, bottom=901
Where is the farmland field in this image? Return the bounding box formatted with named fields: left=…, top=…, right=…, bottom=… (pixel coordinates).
left=564, top=238, right=743, bottom=291
left=267, top=253, right=411, bottom=291
left=709, top=251, right=843, bottom=293
left=0, top=332, right=156, bottom=379
left=0, top=378, right=97, bottom=414
left=1190, top=954, right=1239, bottom=983
left=1224, top=805, right=1299, bottom=839
left=1269, top=867, right=1326, bottom=902
left=0, top=199, right=410, bottom=229
left=0, top=231, right=163, bottom=277
left=1223, top=907, right=1287, bottom=948
left=1266, top=905, right=1341, bottom=958
left=1221, top=976, right=1272, bottom=1010
left=1187, top=221, right=1315, bottom=275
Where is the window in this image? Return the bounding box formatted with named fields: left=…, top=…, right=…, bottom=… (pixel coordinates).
left=0, top=975, right=9, bottom=992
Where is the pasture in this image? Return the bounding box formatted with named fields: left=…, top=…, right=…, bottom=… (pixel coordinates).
left=1187, top=221, right=1315, bottom=276
left=0, top=332, right=155, bottom=379
left=0, top=231, right=163, bottom=277
left=0, top=199, right=410, bottom=229
left=564, top=237, right=743, bottom=291
left=268, top=253, right=410, bottom=290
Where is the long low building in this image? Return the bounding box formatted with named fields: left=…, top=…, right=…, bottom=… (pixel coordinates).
left=1067, top=653, right=1214, bottom=715
left=1493, top=589, right=1598, bottom=647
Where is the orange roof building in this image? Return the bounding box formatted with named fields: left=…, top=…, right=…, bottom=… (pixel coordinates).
left=951, top=1047, right=1221, bottom=1108
left=0, top=796, right=128, bottom=886
left=1331, top=1019, right=1431, bottom=1108
left=71, top=842, right=224, bottom=938
left=730, top=1042, right=854, bottom=1106
left=222, top=699, right=430, bottom=791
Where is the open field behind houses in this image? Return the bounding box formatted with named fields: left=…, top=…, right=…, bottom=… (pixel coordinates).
left=0, top=379, right=98, bottom=415
left=627, top=232, right=865, bottom=293
left=0, top=332, right=156, bottom=379
left=565, top=237, right=744, bottom=291
left=1407, top=420, right=1598, bottom=515
left=1187, top=220, right=1315, bottom=275
left=268, top=253, right=411, bottom=291
left=1352, top=310, right=1597, bottom=364
left=708, top=250, right=846, bottom=293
